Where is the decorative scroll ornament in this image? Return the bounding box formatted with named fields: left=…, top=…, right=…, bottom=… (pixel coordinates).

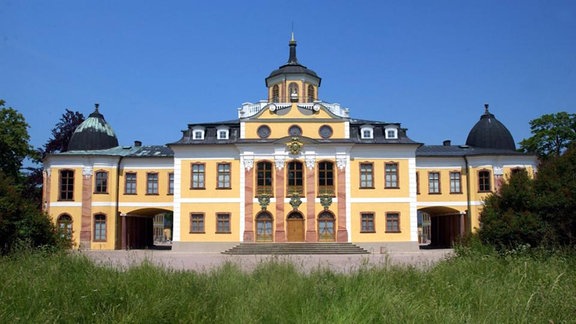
left=493, top=166, right=504, bottom=176
left=243, top=156, right=254, bottom=171
left=336, top=156, right=347, bottom=170
left=82, top=166, right=93, bottom=177
left=258, top=194, right=271, bottom=210
left=289, top=193, right=302, bottom=210
left=320, top=194, right=333, bottom=210
left=286, top=137, right=303, bottom=155
left=275, top=156, right=286, bottom=170
left=305, top=156, right=316, bottom=170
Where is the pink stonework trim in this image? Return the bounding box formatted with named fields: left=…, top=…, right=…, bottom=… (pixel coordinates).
left=275, top=167, right=286, bottom=242
left=243, top=168, right=254, bottom=242
left=80, top=175, right=93, bottom=247
left=43, top=172, right=50, bottom=214
left=336, top=167, right=348, bottom=242
left=305, top=167, right=317, bottom=242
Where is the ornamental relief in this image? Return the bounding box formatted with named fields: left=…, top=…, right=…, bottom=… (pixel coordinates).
left=242, top=156, right=254, bottom=171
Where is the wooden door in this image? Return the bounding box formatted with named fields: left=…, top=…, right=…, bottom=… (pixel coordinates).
left=286, top=214, right=305, bottom=242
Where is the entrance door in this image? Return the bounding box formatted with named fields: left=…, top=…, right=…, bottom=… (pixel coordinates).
left=318, top=212, right=335, bottom=242
left=256, top=212, right=273, bottom=242
left=286, top=212, right=304, bottom=242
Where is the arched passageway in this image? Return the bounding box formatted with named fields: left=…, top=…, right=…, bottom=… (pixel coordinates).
left=419, top=207, right=467, bottom=248
left=121, top=208, right=172, bottom=250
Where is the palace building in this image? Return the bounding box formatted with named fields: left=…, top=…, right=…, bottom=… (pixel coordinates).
left=42, top=35, right=537, bottom=252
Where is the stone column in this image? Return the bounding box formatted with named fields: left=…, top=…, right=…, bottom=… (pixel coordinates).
left=336, top=156, right=348, bottom=242
left=80, top=167, right=93, bottom=249
left=305, top=155, right=317, bottom=242
left=243, top=158, right=254, bottom=242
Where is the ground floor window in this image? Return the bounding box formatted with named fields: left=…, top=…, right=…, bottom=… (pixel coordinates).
left=318, top=212, right=335, bottom=241
left=216, top=213, right=231, bottom=233
left=386, top=213, right=400, bottom=233
left=57, top=214, right=73, bottom=239
left=190, top=213, right=205, bottom=233
left=360, top=212, right=375, bottom=233
left=94, top=213, right=106, bottom=241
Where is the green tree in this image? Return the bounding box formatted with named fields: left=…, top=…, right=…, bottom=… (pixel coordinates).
left=42, top=109, right=84, bottom=156
left=519, top=112, right=576, bottom=158
left=0, top=100, right=36, bottom=178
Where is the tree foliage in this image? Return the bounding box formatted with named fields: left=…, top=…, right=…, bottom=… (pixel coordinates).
left=519, top=112, right=576, bottom=159
left=42, top=109, right=84, bottom=156
left=0, top=100, right=36, bottom=177
left=478, top=145, right=576, bottom=250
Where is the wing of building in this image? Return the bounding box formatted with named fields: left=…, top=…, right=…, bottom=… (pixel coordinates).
left=42, top=35, right=538, bottom=252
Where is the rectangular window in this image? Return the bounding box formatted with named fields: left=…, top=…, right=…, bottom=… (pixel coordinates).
left=287, top=161, right=304, bottom=195
left=385, top=162, right=399, bottom=188
left=216, top=213, right=231, bottom=233
left=94, top=214, right=107, bottom=241
left=318, top=161, right=334, bottom=196
left=125, top=172, right=137, bottom=194
left=428, top=172, right=440, bottom=194
left=386, top=213, right=400, bottom=233
left=479, top=170, right=491, bottom=192
left=95, top=171, right=108, bottom=194
left=59, top=170, right=74, bottom=200
left=168, top=172, right=174, bottom=195
left=147, top=173, right=159, bottom=195
left=360, top=213, right=375, bottom=233
left=256, top=161, right=273, bottom=195
left=191, top=164, right=205, bottom=189
left=450, top=171, right=462, bottom=194
left=217, top=163, right=231, bottom=189
left=359, top=163, right=374, bottom=188
left=190, top=213, right=205, bottom=233
left=218, top=130, right=228, bottom=139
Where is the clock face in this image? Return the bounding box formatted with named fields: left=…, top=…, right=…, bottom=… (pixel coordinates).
left=257, top=125, right=271, bottom=139
left=319, top=125, right=333, bottom=139
left=289, top=125, right=302, bottom=136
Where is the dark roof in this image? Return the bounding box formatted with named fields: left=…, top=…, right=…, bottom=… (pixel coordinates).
left=54, top=145, right=173, bottom=157
left=265, top=35, right=321, bottom=86
left=465, top=104, right=516, bottom=151
left=68, top=104, right=119, bottom=151
left=417, top=144, right=524, bottom=157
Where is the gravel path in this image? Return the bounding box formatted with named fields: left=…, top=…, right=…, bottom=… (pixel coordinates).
left=80, top=249, right=454, bottom=273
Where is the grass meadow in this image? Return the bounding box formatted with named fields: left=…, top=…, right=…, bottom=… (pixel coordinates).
left=1, top=246, right=575, bottom=323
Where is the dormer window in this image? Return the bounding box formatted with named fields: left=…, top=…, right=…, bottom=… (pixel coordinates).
left=217, top=127, right=229, bottom=140
left=360, top=126, right=374, bottom=139
left=192, top=127, right=205, bottom=140
left=385, top=127, right=398, bottom=139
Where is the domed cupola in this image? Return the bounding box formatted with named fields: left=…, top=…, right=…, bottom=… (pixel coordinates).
left=68, top=104, right=119, bottom=151
left=465, top=104, right=516, bottom=151
left=265, top=33, right=321, bottom=103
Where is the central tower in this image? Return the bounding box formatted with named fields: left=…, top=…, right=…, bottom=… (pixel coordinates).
left=265, top=33, right=322, bottom=103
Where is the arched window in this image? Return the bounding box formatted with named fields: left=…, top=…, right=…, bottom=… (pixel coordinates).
left=256, top=161, right=273, bottom=196
left=256, top=212, right=273, bottom=242
left=287, top=161, right=304, bottom=195
left=57, top=214, right=73, bottom=239
left=307, top=85, right=315, bottom=102
left=272, top=84, right=279, bottom=102
left=318, top=212, right=335, bottom=241
left=94, top=213, right=107, bottom=242
left=289, top=83, right=299, bottom=102
left=318, top=161, right=334, bottom=196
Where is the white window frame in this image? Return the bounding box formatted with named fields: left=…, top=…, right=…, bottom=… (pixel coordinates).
left=192, top=127, right=205, bottom=140
left=360, top=125, right=374, bottom=139
left=385, top=127, right=398, bottom=139
left=217, top=127, right=229, bottom=140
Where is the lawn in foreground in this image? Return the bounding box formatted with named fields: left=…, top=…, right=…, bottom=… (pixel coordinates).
left=1, top=249, right=574, bottom=323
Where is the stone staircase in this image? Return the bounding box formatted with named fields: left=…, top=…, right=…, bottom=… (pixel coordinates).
left=222, top=242, right=370, bottom=255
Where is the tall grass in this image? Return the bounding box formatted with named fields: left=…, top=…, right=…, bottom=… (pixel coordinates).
left=1, top=248, right=575, bottom=323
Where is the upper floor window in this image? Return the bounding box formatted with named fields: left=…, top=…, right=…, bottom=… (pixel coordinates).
left=272, top=84, right=279, bottom=102
left=359, top=163, right=374, bottom=188
left=287, top=161, right=304, bottom=195
left=318, top=161, right=334, bottom=196
left=191, top=163, right=205, bottom=189
left=190, top=213, right=205, bottom=233
left=217, top=163, right=231, bottom=189
left=94, top=213, right=107, bottom=241
left=57, top=214, right=73, bottom=239
left=94, top=171, right=108, bottom=194
left=478, top=170, right=491, bottom=192
left=168, top=172, right=174, bottom=195
left=360, top=212, right=375, bottom=233
left=450, top=171, right=462, bottom=194
left=217, top=127, right=229, bottom=140
left=192, top=127, right=204, bottom=140
left=385, top=127, right=398, bottom=139
left=59, top=170, right=74, bottom=201
left=428, top=172, right=440, bottom=194
left=147, top=173, right=159, bottom=195
left=360, top=126, right=373, bottom=139
left=307, top=84, right=315, bottom=102
left=256, top=161, right=273, bottom=195
left=385, top=163, right=399, bottom=188
left=125, top=172, right=137, bottom=194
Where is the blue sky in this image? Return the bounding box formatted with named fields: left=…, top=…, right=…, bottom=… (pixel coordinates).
left=1, top=1, right=575, bottom=152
